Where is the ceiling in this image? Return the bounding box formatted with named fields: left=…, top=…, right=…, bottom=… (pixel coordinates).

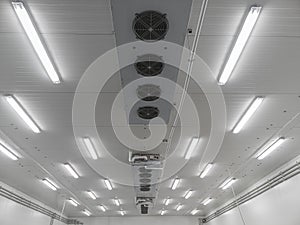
left=0, top=0, right=300, bottom=218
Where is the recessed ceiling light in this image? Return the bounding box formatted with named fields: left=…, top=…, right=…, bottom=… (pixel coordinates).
left=232, top=97, right=264, bottom=134
left=5, top=95, right=40, bottom=133
left=171, top=178, right=180, bottom=190
left=42, top=178, right=58, bottom=191
left=191, top=209, right=199, bottom=215
left=114, top=198, right=121, bottom=206
left=185, top=137, right=199, bottom=159
left=63, top=163, right=79, bottom=179
left=199, top=163, right=213, bottom=178
left=82, top=209, right=91, bottom=216
left=218, top=6, right=262, bottom=85
left=160, top=209, right=166, bottom=215
left=68, top=198, right=79, bottom=207
left=98, top=205, right=106, bottom=212
left=219, top=178, right=237, bottom=190
left=0, top=143, right=18, bottom=161
left=104, top=179, right=113, bottom=190
left=87, top=190, right=97, bottom=200
left=82, top=137, right=98, bottom=160
left=202, top=198, right=213, bottom=206
left=184, top=190, right=193, bottom=199
left=164, top=197, right=170, bottom=206
left=11, top=1, right=61, bottom=84
left=176, top=204, right=183, bottom=211
left=120, top=210, right=125, bottom=216
left=257, top=137, right=285, bottom=160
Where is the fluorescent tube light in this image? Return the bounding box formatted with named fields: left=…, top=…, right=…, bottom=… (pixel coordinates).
left=233, top=97, right=264, bottom=134
left=83, top=137, right=98, bottom=160
left=87, top=190, right=97, bottom=200
left=184, top=190, right=193, bottom=199
left=191, top=209, right=199, bottom=215
left=164, top=198, right=170, bottom=206
left=63, top=163, right=79, bottom=179
left=185, top=137, right=199, bottom=159
left=257, top=137, right=285, bottom=160
left=200, top=163, right=213, bottom=178
left=12, top=1, right=61, bottom=84
left=104, top=179, right=113, bottom=190
left=176, top=204, right=183, bottom=211
left=171, top=178, right=180, bottom=190
left=82, top=209, right=91, bottom=216
left=202, top=198, right=213, bottom=206
left=120, top=210, right=125, bottom=216
left=5, top=95, right=40, bottom=133
left=218, top=6, right=262, bottom=85
left=42, top=178, right=58, bottom=191
left=68, top=198, right=79, bottom=207
left=98, top=205, right=106, bottom=212
left=0, top=143, right=18, bottom=161
left=160, top=209, right=166, bottom=215
left=220, top=178, right=237, bottom=190
left=114, top=198, right=120, bottom=206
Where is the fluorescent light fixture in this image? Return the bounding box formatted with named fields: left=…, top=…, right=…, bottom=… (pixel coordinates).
left=233, top=97, right=264, bottom=134
left=184, top=190, right=193, bottom=199
left=0, top=143, right=18, bottom=161
left=114, top=198, right=120, bottom=206
left=160, top=209, right=166, bottom=215
left=82, top=209, right=91, bottom=216
left=5, top=95, right=40, bottom=133
left=87, top=190, right=97, bottom=200
left=42, top=178, right=58, bottom=191
left=12, top=1, right=61, bottom=84
left=191, top=209, right=199, bottom=215
left=218, top=6, right=262, bottom=85
left=104, top=179, right=113, bottom=190
left=83, top=137, right=98, bottom=160
left=98, top=205, right=106, bottom=212
left=171, top=178, right=180, bottom=190
left=257, top=137, right=285, bottom=160
left=220, top=178, right=237, bottom=190
left=120, top=210, right=125, bottom=216
left=202, top=198, right=213, bottom=206
left=176, top=204, right=183, bottom=211
left=164, top=198, right=170, bottom=206
left=63, top=163, right=79, bottom=179
left=185, top=137, right=199, bottom=159
left=200, top=163, right=213, bottom=178
left=68, top=198, right=79, bottom=207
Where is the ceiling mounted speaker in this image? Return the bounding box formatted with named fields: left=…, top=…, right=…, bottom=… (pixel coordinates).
left=137, top=84, right=161, bottom=102
left=135, top=54, right=164, bottom=76
left=137, top=106, right=159, bottom=120
left=133, top=10, right=169, bottom=42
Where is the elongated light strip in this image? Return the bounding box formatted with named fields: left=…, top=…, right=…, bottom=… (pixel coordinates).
left=164, top=197, right=170, bottom=206
left=83, top=137, right=98, bottom=160
left=63, top=163, right=79, bottom=179
left=87, top=190, right=97, bottom=200
left=68, top=198, right=79, bottom=207
left=218, top=6, right=262, bottom=85
left=12, top=1, right=61, bottom=84
left=98, top=205, right=106, bottom=212
left=82, top=209, right=91, bottom=216
left=185, top=137, right=199, bottom=159
left=120, top=210, right=125, bottom=216
left=257, top=137, right=285, bottom=160
left=42, top=178, right=58, bottom=191
left=5, top=95, right=40, bottom=133
left=233, top=97, right=264, bottom=134
left=114, top=198, right=120, bottom=206
left=191, top=209, right=199, bottom=215
left=171, top=178, right=180, bottom=190
left=104, top=179, right=113, bottom=190
left=202, top=198, right=213, bottom=206
left=200, top=163, right=213, bottom=178
left=0, top=143, right=18, bottom=160
left=176, top=204, right=183, bottom=211
left=160, top=209, right=166, bottom=216
left=184, top=190, right=193, bottom=199
left=220, top=178, right=237, bottom=190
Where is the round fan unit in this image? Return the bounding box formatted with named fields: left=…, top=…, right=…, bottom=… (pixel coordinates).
left=135, top=54, right=164, bottom=76
left=137, top=84, right=161, bottom=101
left=137, top=106, right=159, bottom=120
left=133, top=10, right=169, bottom=42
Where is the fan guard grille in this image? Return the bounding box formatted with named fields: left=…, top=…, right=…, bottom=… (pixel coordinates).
left=137, top=106, right=159, bottom=120
left=137, top=84, right=161, bottom=101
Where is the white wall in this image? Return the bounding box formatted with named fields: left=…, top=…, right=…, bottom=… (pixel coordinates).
left=78, top=216, right=198, bottom=225
left=206, top=172, right=300, bottom=225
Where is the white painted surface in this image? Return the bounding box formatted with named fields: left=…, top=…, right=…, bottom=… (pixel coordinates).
left=78, top=216, right=198, bottom=225
left=206, top=173, right=300, bottom=225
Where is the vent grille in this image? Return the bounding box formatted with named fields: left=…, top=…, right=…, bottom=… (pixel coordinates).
left=135, top=54, right=164, bottom=76
left=133, top=10, right=169, bottom=42
left=137, top=84, right=161, bottom=102
left=137, top=106, right=159, bottom=120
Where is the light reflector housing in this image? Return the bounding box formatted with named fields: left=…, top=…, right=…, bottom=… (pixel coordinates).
left=257, top=137, right=285, bottom=160
left=176, top=204, right=183, bottom=211
left=202, top=198, right=213, bottom=206
left=98, top=205, right=106, bottom=212
left=220, top=178, right=237, bottom=190
left=160, top=209, right=166, bottom=215
left=185, top=137, right=199, bottom=159
left=87, top=190, right=97, bottom=200
left=184, top=190, right=193, bottom=199
left=68, top=198, right=79, bottom=207
left=164, top=197, right=170, bottom=206
left=82, top=209, right=91, bottom=216
left=63, top=163, right=79, bottom=179
left=233, top=97, right=264, bottom=134
left=104, top=179, right=113, bottom=190
left=114, top=198, right=120, bottom=206
left=171, top=178, right=180, bottom=190
left=200, top=163, right=213, bottom=178
left=191, top=209, right=199, bottom=215
left=218, top=6, right=262, bottom=85
left=0, top=143, right=18, bottom=161
left=42, top=178, right=58, bottom=191
left=12, top=1, right=61, bottom=84
left=120, top=210, right=125, bottom=216
left=83, top=137, right=98, bottom=160
left=5, top=95, right=40, bottom=133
